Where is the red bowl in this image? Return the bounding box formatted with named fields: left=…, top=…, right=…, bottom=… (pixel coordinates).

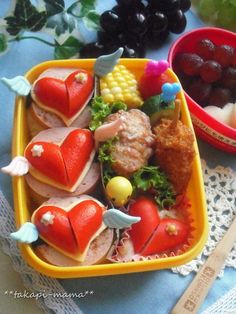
left=168, top=27, right=236, bottom=154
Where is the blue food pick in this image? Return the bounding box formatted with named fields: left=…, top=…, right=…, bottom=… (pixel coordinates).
left=161, top=82, right=181, bottom=102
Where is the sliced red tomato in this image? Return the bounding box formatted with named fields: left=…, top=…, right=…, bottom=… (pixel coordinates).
left=25, top=142, right=68, bottom=185
left=61, top=129, right=94, bottom=186
left=141, top=218, right=189, bottom=256
left=68, top=200, right=104, bottom=253
left=128, top=197, right=160, bottom=253
left=66, top=69, right=94, bottom=117
left=33, top=205, right=78, bottom=254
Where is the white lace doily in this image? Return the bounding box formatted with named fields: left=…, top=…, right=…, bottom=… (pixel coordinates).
left=201, top=285, right=236, bottom=314
left=0, top=190, right=81, bottom=314
left=172, top=159, right=236, bottom=277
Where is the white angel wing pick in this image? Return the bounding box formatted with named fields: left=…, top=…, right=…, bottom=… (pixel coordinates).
left=10, top=222, right=39, bottom=244
left=103, top=208, right=140, bottom=229
left=0, top=76, right=31, bottom=96
left=94, top=47, right=124, bottom=77
left=1, top=156, right=29, bottom=176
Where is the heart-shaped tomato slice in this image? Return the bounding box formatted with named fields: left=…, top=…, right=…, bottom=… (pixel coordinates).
left=33, top=199, right=104, bottom=257
left=33, top=69, right=94, bottom=119
left=25, top=129, right=94, bottom=190
left=128, top=197, right=160, bottom=253
left=141, top=218, right=189, bottom=256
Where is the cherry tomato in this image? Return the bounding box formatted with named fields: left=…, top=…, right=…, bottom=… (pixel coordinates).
left=139, top=73, right=175, bottom=100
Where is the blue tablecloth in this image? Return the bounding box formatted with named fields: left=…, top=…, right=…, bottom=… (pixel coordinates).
left=0, top=1, right=235, bottom=313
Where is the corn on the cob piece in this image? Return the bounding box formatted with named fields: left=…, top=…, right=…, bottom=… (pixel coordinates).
left=100, top=65, right=143, bottom=108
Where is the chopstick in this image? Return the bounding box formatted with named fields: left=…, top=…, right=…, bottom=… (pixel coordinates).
left=170, top=214, right=236, bottom=314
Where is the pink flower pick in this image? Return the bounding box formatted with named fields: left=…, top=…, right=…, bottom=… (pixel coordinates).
left=145, top=60, right=169, bottom=76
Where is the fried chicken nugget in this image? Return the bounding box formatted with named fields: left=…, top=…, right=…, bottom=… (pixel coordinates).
left=153, top=119, right=195, bottom=195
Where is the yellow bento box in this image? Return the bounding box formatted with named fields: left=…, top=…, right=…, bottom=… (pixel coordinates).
left=12, top=58, right=208, bottom=278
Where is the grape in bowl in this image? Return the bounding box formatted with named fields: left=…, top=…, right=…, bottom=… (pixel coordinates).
left=168, top=27, right=236, bottom=154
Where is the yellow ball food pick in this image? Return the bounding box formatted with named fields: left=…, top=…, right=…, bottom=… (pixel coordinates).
left=105, top=176, right=133, bottom=207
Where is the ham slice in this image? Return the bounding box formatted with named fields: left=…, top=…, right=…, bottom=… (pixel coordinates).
left=27, top=102, right=91, bottom=137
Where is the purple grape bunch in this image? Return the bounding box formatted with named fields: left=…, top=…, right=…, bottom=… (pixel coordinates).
left=80, top=0, right=191, bottom=58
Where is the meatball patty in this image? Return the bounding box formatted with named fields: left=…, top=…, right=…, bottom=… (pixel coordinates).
left=106, top=109, right=155, bottom=177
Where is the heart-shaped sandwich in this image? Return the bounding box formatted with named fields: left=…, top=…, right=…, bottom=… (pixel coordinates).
left=1, top=127, right=99, bottom=202
left=10, top=195, right=140, bottom=265
left=24, top=127, right=96, bottom=193
left=31, top=68, right=94, bottom=127
left=31, top=196, right=108, bottom=262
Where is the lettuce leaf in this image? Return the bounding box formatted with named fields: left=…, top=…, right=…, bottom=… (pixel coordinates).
left=131, top=166, right=175, bottom=208
left=89, top=96, right=127, bottom=131
left=98, top=137, right=117, bottom=185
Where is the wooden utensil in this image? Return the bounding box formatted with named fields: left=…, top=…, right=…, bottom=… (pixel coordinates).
left=170, top=214, right=236, bottom=314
